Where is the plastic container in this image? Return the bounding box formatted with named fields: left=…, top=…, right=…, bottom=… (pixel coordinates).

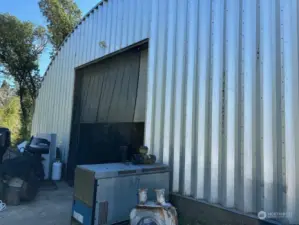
left=52, top=161, right=62, bottom=181
left=155, top=189, right=166, bottom=205
left=138, top=188, right=148, bottom=204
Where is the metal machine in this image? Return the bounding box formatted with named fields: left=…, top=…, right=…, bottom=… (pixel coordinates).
left=71, top=163, right=169, bottom=225
left=27, top=133, right=56, bottom=180
left=130, top=189, right=178, bottom=225
left=0, top=127, right=11, bottom=163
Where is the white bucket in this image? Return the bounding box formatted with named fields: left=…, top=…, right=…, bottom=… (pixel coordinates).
left=51, top=161, right=62, bottom=181
left=138, top=189, right=148, bottom=204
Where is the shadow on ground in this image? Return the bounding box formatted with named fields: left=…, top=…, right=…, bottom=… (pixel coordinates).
left=0, top=182, right=73, bottom=225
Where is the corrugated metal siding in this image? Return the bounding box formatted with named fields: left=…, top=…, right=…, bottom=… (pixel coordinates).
left=31, top=0, right=152, bottom=161
left=144, top=0, right=299, bottom=223
left=32, top=0, right=299, bottom=223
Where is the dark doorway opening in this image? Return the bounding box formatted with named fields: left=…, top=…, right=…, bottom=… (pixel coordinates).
left=67, top=44, right=148, bottom=182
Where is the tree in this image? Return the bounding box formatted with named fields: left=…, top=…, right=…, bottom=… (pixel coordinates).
left=0, top=13, right=47, bottom=139
left=39, top=0, right=82, bottom=53
left=0, top=96, right=21, bottom=145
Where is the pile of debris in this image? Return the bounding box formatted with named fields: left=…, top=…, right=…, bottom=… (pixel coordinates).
left=0, top=149, right=44, bottom=205
left=0, top=128, right=59, bottom=206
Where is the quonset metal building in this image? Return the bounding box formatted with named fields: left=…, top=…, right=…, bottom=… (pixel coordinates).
left=32, top=0, right=299, bottom=223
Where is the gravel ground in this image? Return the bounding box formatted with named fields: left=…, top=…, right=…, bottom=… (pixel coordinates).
left=0, top=182, right=73, bottom=225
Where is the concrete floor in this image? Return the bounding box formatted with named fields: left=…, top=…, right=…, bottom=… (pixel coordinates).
left=0, top=182, right=73, bottom=225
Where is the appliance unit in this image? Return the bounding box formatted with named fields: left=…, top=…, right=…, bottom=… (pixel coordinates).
left=31, top=133, right=56, bottom=180
left=71, top=163, right=169, bottom=225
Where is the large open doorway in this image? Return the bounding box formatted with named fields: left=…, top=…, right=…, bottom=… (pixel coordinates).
left=67, top=44, right=148, bottom=182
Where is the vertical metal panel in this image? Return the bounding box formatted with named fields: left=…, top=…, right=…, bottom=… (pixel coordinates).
left=127, top=0, right=135, bottom=45
left=87, top=17, right=93, bottom=63
left=121, top=0, right=129, bottom=48
left=95, top=7, right=103, bottom=58
left=223, top=0, right=239, bottom=208
left=101, top=2, right=108, bottom=56
left=48, top=65, right=55, bottom=132
left=162, top=0, right=177, bottom=173
left=58, top=46, right=65, bottom=143
left=277, top=0, right=285, bottom=217
left=75, top=26, right=81, bottom=67
left=40, top=76, right=46, bottom=132
left=109, top=0, right=117, bottom=53
left=255, top=0, right=263, bottom=213
left=115, top=0, right=123, bottom=50
left=83, top=18, right=89, bottom=64
left=46, top=66, right=52, bottom=133
left=60, top=47, right=67, bottom=140
left=88, top=14, right=94, bottom=62
left=84, top=15, right=91, bottom=63
left=79, top=21, right=86, bottom=65
left=242, top=0, right=257, bottom=213
left=48, top=69, right=53, bottom=132
left=152, top=0, right=168, bottom=162
left=87, top=12, right=95, bottom=62
left=60, top=43, right=68, bottom=159
left=172, top=0, right=188, bottom=193
left=91, top=10, right=98, bottom=61
left=43, top=75, right=48, bottom=132
left=141, top=0, right=152, bottom=39
left=43, top=68, right=49, bottom=132
left=96, top=6, right=104, bottom=58
left=65, top=33, right=76, bottom=163
left=57, top=52, right=63, bottom=136
left=281, top=0, right=299, bottom=222
left=196, top=0, right=211, bottom=200
left=78, top=22, right=85, bottom=65
left=105, top=1, right=112, bottom=55
left=210, top=0, right=224, bottom=204
left=260, top=0, right=277, bottom=213
left=134, top=0, right=142, bottom=43
left=144, top=0, right=158, bottom=154
left=53, top=56, right=60, bottom=133
left=184, top=0, right=198, bottom=196
left=63, top=41, right=71, bottom=153
left=55, top=50, right=62, bottom=141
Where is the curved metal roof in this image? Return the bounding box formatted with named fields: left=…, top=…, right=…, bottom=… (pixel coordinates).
left=42, top=0, right=105, bottom=80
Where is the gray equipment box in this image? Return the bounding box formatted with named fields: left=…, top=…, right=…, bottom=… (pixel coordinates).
left=72, top=163, right=169, bottom=225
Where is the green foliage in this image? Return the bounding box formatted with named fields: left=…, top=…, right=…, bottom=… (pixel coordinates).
left=0, top=13, right=46, bottom=140
left=39, top=0, right=82, bottom=53
left=0, top=96, right=21, bottom=145
left=0, top=13, right=46, bottom=100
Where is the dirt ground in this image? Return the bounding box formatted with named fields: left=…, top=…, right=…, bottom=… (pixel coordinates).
left=0, top=182, right=73, bottom=225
